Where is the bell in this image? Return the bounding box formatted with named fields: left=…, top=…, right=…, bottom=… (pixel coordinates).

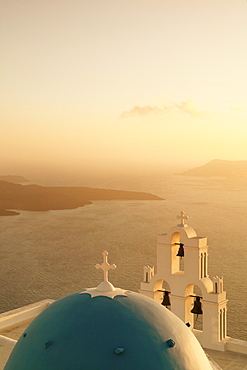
left=176, top=243, right=184, bottom=257
left=161, top=291, right=171, bottom=307
left=190, top=296, right=203, bottom=315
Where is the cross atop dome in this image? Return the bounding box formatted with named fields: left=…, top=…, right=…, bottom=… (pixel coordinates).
left=95, top=251, right=117, bottom=282
left=80, top=251, right=127, bottom=298
left=177, top=211, right=189, bottom=227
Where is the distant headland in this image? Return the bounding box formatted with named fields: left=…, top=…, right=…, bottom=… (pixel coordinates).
left=0, top=175, right=29, bottom=183
left=179, top=159, right=247, bottom=178
left=0, top=179, right=163, bottom=216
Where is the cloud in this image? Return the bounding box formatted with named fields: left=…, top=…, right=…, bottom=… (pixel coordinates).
left=174, top=100, right=203, bottom=117
left=120, top=99, right=204, bottom=119
left=229, top=105, right=246, bottom=114
left=120, top=105, right=172, bottom=118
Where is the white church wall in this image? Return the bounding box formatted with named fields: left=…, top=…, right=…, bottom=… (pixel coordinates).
left=139, top=212, right=231, bottom=352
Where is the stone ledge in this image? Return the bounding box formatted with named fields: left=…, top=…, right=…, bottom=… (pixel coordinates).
left=0, top=299, right=54, bottom=330
left=225, top=338, right=247, bottom=355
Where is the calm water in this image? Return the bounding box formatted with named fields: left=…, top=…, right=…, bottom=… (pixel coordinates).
left=0, top=175, right=246, bottom=340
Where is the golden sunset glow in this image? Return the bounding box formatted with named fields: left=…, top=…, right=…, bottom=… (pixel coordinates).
left=1, top=0, right=247, bottom=182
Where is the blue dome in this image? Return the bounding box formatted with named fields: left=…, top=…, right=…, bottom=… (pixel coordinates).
left=5, top=290, right=212, bottom=370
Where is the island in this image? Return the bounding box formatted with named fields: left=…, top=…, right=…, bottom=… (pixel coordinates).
left=179, top=159, right=247, bottom=177
left=0, top=180, right=164, bottom=216
left=0, top=209, right=20, bottom=216
left=0, top=175, right=29, bottom=183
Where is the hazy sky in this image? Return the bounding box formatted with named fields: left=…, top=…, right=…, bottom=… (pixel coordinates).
left=1, top=0, right=247, bottom=181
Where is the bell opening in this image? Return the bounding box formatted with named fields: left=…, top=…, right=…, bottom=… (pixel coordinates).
left=191, top=285, right=203, bottom=331
left=176, top=243, right=184, bottom=271
left=161, top=291, right=171, bottom=308
left=158, top=280, right=171, bottom=310
left=171, top=233, right=184, bottom=275
left=184, top=284, right=203, bottom=332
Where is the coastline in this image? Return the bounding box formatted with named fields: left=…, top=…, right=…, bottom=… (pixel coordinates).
left=0, top=181, right=163, bottom=216
left=0, top=210, right=20, bottom=217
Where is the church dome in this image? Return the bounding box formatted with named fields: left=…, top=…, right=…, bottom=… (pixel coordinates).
left=4, top=252, right=213, bottom=370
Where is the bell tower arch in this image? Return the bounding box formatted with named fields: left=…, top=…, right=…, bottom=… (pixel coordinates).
left=139, top=211, right=228, bottom=351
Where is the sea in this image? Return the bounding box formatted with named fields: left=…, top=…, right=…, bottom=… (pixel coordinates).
left=0, top=175, right=246, bottom=341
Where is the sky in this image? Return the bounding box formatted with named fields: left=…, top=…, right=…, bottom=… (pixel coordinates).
left=1, top=0, right=247, bottom=183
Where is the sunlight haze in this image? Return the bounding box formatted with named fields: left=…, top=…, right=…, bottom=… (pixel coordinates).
left=1, top=0, right=247, bottom=183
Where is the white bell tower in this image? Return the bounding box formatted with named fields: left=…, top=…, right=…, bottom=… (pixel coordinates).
left=139, top=211, right=228, bottom=351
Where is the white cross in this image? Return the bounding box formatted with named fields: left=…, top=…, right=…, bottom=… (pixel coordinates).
left=177, top=211, right=189, bottom=226
left=95, top=251, right=116, bottom=282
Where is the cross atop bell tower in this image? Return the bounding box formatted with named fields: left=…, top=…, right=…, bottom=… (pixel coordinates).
left=177, top=211, right=189, bottom=226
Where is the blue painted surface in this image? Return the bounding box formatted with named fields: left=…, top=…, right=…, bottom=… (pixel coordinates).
left=4, top=291, right=211, bottom=370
